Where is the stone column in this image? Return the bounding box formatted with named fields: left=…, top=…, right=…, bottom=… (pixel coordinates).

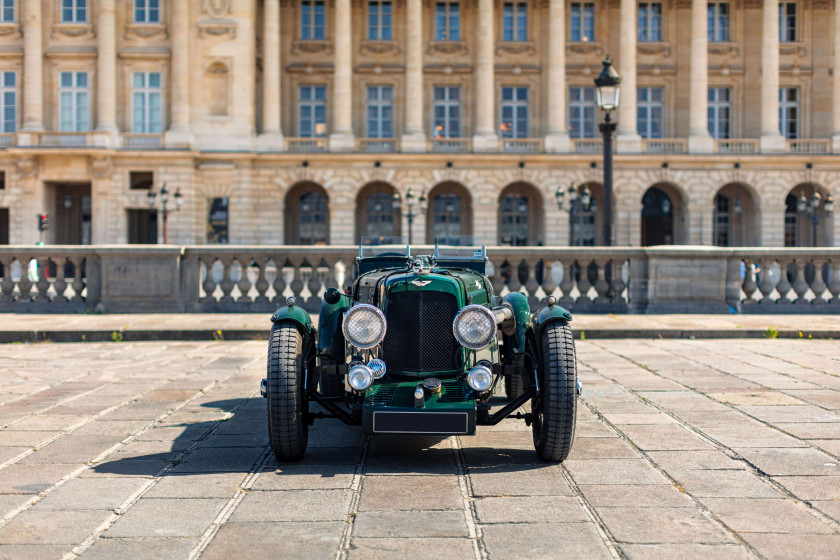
left=760, top=0, right=785, bottom=152
left=259, top=0, right=284, bottom=150
left=616, top=0, right=641, bottom=152
left=165, top=0, right=192, bottom=147
left=473, top=0, right=498, bottom=151
left=545, top=0, right=569, bottom=153
left=95, top=0, right=118, bottom=146
left=688, top=0, right=713, bottom=153
left=401, top=0, right=426, bottom=152
left=329, top=0, right=355, bottom=151
left=832, top=0, right=840, bottom=152
left=20, top=0, right=44, bottom=144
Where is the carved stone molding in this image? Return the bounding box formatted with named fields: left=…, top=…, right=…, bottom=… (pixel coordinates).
left=360, top=41, right=402, bottom=56
left=202, top=0, right=232, bottom=18
left=89, top=157, right=114, bottom=180
left=566, top=43, right=605, bottom=57
left=51, top=24, right=95, bottom=40
left=638, top=43, right=672, bottom=57
left=15, top=157, right=37, bottom=179
left=812, top=0, right=832, bottom=8
left=780, top=43, right=808, bottom=57
left=495, top=42, right=537, bottom=56
left=426, top=41, right=469, bottom=56
left=124, top=24, right=168, bottom=40
left=708, top=43, right=739, bottom=57
left=291, top=40, right=334, bottom=55
left=197, top=19, right=237, bottom=39
left=0, top=24, right=22, bottom=39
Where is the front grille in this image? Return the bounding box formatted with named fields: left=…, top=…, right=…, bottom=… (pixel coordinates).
left=383, top=291, right=461, bottom=374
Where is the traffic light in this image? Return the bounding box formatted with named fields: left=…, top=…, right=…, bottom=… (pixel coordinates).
left=37, top=213, right=48, bottom=232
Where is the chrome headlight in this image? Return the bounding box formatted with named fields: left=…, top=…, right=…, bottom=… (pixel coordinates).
left=452, top=304, right=496, bottom=349
left=467, top=364, right=493, bottom=392
left=342, top=304, right=387, bottom=349
left=348, top=363, right=374, bottom=391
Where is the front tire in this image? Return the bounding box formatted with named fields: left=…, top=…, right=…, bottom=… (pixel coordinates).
left=532, top=322, right=577, bottom=462
left=267, top=322, right=308, bottom=462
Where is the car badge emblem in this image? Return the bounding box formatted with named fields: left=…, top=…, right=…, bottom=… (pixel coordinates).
left=411, top=280, right=431, bottom=287
left=474, top=280, right=481, bottom=289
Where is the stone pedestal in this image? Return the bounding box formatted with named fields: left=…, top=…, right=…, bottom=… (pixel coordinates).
left=400, top=132, right=427, bottom=152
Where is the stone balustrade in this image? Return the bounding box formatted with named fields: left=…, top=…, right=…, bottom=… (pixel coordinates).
left=0, top=246, right=838, bottom=314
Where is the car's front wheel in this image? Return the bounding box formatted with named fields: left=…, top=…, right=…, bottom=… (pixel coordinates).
left=266, top=321, right=308, bottom=462
left=532, top=322, right=577, bottom=462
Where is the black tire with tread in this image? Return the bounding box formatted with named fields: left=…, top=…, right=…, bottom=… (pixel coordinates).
left=532, top=322, right=577, bottom=462
left=266, top=322, right=308, bottom=461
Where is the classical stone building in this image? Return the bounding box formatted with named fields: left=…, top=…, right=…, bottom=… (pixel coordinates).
left=0, top=0, right=837, bottom=247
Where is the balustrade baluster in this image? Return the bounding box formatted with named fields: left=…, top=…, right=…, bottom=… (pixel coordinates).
left=201, top=258, right=218, bottom=302
left=524, top=258, right=541, bottom=306
left=488, top=259, right=505, bottom=296
left=541, top=259, right=557, bottom=301
left=507, top=260, right=524, bottom=294
left=791, top=260, right=809, bottom=304
left=593, top=258, right=610, bottom=304
left=254, top=257, right=270, bottom=303
left=272, top=259, right=288, bottom=304
left=323, top=256, right=339, bottom=291
left=757, top=259, right=777, bottom=304
left=611, top=259, right=628, bottom=303
left=34, top=258, right=50, bottom=302
left=71, top=257, right=85, bottom=301
left=741, top=259, right=757, bottom=303
left=828, top=261, right=840, bottom=305
left=289, top=259, right=304, bottom=301
left=0, top=257, right=14, bottom=301
left=219, top=257, right=236, bottom=303
left=576, top=259, right=593, bottom=304
left=307, top=260, right=324, bottom=308
left=558, top=260, right=574, bottom=305
left=810, top=259, right=828, bottom=305
left=236, top=257, right=254, bottom=303
left=53, top=257, right=68, bottom=303
left=18, top=258, right=33, bottom=302
left=775, top=260, right=793, bottom=304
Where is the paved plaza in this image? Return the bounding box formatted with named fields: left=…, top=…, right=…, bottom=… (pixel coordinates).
left=0, top=338, right=837, bottom=559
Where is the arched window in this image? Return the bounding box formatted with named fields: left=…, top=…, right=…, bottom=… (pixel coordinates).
left=785, top=184, right=833, bottom=247
left=426, top=182, right=472, bottom=244
left=713, top=193, right=732, bottom=247
left=714, top=183, right=759, bottom=247
left=498, top=183, right=542, bottom=246
left=355, top=183, right=400, bottom=243
left=641, top=186, right=674, bottom=246
left=285, top=182, right=329, bottom=245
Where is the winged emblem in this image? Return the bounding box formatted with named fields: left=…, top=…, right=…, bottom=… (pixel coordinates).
left=410, top=280, right=432, bottom=286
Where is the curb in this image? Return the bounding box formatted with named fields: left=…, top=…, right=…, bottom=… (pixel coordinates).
left=0, top=328, right=835, bottom=343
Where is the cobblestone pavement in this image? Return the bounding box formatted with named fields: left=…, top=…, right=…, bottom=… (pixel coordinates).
left=0, top=339, right=837, bottom=559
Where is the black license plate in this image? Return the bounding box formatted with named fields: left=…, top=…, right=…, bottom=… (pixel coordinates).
left=372, top=411, right=469, bottom=434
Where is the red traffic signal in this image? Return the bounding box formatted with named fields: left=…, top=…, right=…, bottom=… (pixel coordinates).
left=37, top=213, right=49, bottom=231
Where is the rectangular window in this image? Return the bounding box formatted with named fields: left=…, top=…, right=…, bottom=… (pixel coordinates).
left=0, top=0, right=14, bottom=23
left=568, top=86, right=596, bottom=138
left=435, top=1, right=460, bottom=41
left=707, top=87, right=731, bottom=139
left=62, top=0, right=87, bottom=23
left=134, top=0, right=160, bottom=23
left=366, top=86, right=393, bottom=138
left=433, top=86, right=461, bottom=138
left=637, top=87, right=664, bottom=139
left=0, top=72, right=15, bottom=133
left=503, top=2, right=528, bottom=42
left=707, top=3, right=729, bottom=42
left=570, top=2, right=595, bottom=42
left=779, top=2, right=796, bottom=42
left=779, top=87, right=799, bottom=139
left=298, top=85, right=327, bottom=137
left=368, top=0, right=392, bottom=40
left=59, top=71, right=89, bottom=132
left=131, top=72, right=162, bottom=133
left=301, top=0, right=325, bottom=40
left=638, top=2, right=662, bottom=42
left=500, top=86, right=529, bottom=138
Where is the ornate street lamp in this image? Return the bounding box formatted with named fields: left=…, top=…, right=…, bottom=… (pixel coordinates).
left=556, top=183, right=597, bottom=246
left=594, top=56, right=621, bottom=246
left=147, top=182, right=183, bottom=244
left=797, top=189, right=834, bottom=247
left=392, top=187, right=427, bottom=245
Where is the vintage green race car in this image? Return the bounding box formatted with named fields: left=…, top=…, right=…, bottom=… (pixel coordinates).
left=261, top=237, right=579, bottom=462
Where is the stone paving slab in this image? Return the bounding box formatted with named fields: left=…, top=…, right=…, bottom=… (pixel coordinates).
left=0, top=339, right=836, bottom=559
left=0, top=314, right=838, bottom=342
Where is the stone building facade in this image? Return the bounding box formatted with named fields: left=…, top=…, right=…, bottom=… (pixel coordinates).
left=0, top=0, right=837, bottom=247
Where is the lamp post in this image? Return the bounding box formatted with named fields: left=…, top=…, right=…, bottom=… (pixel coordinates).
left=797, top=190, right=834, bottom=247
left=556, top=183, right=597, bottom=246
left=594, top=56, right=621, bottom=247
left=392, top=188, right=427, bottom=245
left=147, top=183, right=183, bottom=244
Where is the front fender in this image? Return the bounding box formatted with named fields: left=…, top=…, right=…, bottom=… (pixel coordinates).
left=530, top=303, right=573, bottom=356
left=317, top=294, right=351, bottom=362
left=271, top=305, right=315, bottom=337
left=501, top=292, right=530, bottom=359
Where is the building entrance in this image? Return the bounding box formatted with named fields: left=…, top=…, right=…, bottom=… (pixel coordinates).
left=641, top=187, right=674, bottom=246
left=127, top=209, right=158, bottom=244
left=48, top=183, right=92, bottom=245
